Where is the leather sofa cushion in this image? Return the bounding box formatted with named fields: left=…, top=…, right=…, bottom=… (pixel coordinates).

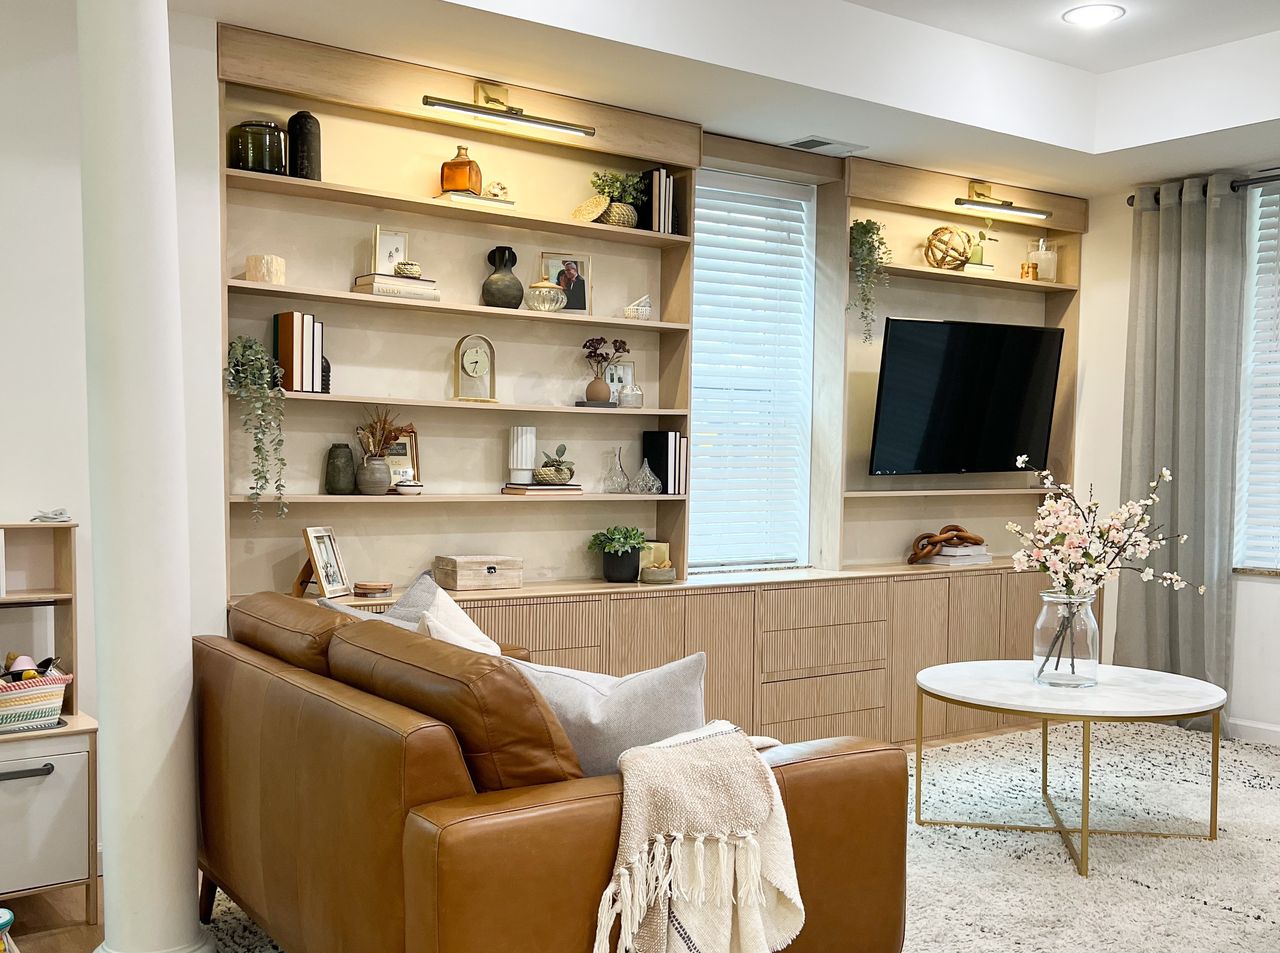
left=328, top=621, right=583, bottom=791
left=229, top=592, right=353, bottom=675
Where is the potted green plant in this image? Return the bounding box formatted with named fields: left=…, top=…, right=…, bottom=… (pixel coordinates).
left=533, top=444, right=575, bottom=485
left=590, top=171, right=645, bottom=228
left=588, top=526, right=651, bottom=583
left=224, top=336, right=287, bottom=519
left=848, top=219, right=891, bottom=344
left=969, top=217, right=998, bottom=265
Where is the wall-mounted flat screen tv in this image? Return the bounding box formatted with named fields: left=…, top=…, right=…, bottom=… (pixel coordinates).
left=868, top=317, right=1064, bottom=476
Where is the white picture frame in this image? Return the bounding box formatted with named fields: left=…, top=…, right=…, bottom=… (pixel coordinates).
left=372, top=225, right=410, bottom=276
left=538, top=251, right=592, bottom=313
left=605, top=360, right=635, bottom=402
left=304, top=526, right=352, bottom=598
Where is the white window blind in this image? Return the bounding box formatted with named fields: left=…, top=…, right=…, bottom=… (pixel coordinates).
left=689, top=170, right=815, bottom=569
left=1235, top=183, right=1280, bottom=570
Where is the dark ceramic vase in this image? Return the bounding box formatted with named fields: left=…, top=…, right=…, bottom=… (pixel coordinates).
left=324, top=443, right=356, bottom=495
left=321, top=355, right=331, bottom=394
left=481, top=246, right=523, bottom=309
left=602, top=549, right=641, bottom=584
left=287, top=111, right=321, bottom=180
left=227, top=120, right=286, bottom=175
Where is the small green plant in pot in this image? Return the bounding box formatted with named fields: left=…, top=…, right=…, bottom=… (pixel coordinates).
left=590, top=171, right=645, bottom=228
left=588, top=526, right=650, bottom=583
left=225, top=335, right=287, bottom=519
left=534, top=444, right=575, bottom=485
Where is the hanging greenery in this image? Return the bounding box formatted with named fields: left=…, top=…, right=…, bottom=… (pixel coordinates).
left=848, top=219, right=892, bottom=344
left=225, top=336, right=287, bottom=519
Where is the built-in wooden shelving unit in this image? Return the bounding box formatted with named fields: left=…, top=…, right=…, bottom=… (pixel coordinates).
left=881, top=262, right=1077, bottom=294
left=842, top=488, right=1047, bottom=499
left=219, top=26, right=698, bottom=592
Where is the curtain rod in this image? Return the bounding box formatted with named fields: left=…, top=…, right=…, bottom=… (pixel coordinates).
left=1125, top=171, right=1280, bottom=206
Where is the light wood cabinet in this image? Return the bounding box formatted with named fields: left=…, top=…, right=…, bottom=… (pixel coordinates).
left=685, top=591, right=755, bottom=730
left=607, top=593, right=685, bottom=676
left=945, top=573, right=1005, bottom=735
left=889, top=577, right=950, bottom=742
left=463, top=596, right=605, bottom=670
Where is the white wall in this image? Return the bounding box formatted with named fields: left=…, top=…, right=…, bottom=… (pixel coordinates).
left=1231, top=576, right=1280, bottom=743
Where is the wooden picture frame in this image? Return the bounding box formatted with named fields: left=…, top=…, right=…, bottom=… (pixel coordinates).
left=538, top=251, right=592, bottom=313
left=386, top=425, right=420, bottom=488
left=303, top=526, right=352, bottom=597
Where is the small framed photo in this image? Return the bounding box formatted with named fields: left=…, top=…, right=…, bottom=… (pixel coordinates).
left=539, top=252, right=592, bottom=313
left=385, top=425, right=420, bottom=488
left=372, top=225, right=410, bottom=276
left=304, top=526, right=352, bottom=598
left=605, top=361, right=635, bottom=402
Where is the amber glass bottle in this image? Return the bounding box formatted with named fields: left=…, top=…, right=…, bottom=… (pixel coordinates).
left=440, top=146, right=482, bottom=195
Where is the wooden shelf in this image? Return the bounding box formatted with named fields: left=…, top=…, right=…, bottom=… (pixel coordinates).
left=284, top=391, right=689, bottom=416
left=0, top=712, right=97, bottom=745
left=881, top=262, right=1077, bottom=293
left=0, top=589, right=74, bottom=605
left=225, top=169, right=692, bottom=249
left=0, top=522, right=78, bottom=530
left=227, top=280, right=689, bottom=334
left=844, top=488, right=1046, bottom=499
left=229, top=494, right=685, bottom=504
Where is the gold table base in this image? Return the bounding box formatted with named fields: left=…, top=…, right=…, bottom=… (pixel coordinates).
left=914, top=687, right=1221, bottom=876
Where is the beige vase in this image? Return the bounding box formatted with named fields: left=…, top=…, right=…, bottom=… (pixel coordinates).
left=585, top=376, right=613, bottom=402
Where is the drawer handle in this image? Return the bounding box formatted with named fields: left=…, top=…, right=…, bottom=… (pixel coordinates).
left=0, top=763, right=54, bottom=782
left=486, top=566, right=497, bottom=574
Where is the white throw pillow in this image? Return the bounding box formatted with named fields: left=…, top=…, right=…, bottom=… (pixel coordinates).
left=415, top=591, right=502, bottom=656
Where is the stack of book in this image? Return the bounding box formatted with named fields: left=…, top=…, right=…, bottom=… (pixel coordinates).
left=920, top=543, right=993, bottom=567
left=642, top=431, right=689, bottom=495
left=637, top=168, right=679, bottom=235
left=351, top=273, right=441, bottom=301
left=272, top=311, right=324, bottom=393
left=501, top=483, right=584, bottom=496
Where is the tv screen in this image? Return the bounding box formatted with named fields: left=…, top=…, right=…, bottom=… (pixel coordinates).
left=868, top=318, right=1063, bottom=476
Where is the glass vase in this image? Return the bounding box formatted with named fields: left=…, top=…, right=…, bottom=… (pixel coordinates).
left=603, top=447, right=630, bottom=493
left=618, top=382, right=644, bottom=409
left=628, top=458, right=663, bottom=495
left=1032, top=590, right=1099, bottom=687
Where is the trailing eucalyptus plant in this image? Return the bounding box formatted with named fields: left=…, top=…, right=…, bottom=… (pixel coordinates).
left=225, top=335, right=287, bottom=519
left=848, top=219, right=892, bottom=344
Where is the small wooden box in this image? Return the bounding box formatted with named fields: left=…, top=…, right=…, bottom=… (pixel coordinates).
left=434, top=555, right=524, bottom=591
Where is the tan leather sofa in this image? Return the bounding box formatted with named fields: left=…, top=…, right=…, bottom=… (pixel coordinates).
left=194, top=594, right=907, bottom=953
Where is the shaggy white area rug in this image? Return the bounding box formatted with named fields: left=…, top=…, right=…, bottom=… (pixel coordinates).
left=205, top=723, right=1279, bottom=952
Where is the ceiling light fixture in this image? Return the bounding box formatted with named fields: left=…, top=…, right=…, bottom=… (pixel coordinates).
left=955, top=182, right=1052, bottom=221
left=422, top=82, right=596, bottom=138
left=1061, top=4, right=1126, bottom=27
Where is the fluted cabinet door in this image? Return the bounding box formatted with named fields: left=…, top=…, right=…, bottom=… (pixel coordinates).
left=607, top=593, right=686, bottom=676
left=945, top=573, right=1004, bottom=735
left=1001, top=571, right=1050, bottom=727
left=685, top=590, right=755, bottom=731
left=889, top=577, right=950, bottom=743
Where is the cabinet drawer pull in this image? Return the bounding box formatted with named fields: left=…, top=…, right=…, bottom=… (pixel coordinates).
left=0, top=762, right=54, bottom=782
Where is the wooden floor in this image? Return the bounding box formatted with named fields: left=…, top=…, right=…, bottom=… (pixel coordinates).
left=7, top=881, right=102, bottom=953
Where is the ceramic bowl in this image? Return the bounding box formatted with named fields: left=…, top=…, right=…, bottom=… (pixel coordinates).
left=394, top=481, right=424, bottom=496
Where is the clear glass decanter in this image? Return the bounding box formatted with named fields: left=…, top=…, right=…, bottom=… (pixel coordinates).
left=628, top=458, right=663, bottom=494
left=603, top=447, right=630, bottom=494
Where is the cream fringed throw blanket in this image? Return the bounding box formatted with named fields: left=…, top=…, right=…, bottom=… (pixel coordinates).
left=592, top=721, right=804, bottom=953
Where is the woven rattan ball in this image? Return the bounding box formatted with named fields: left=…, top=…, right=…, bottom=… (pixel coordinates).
left=924, top=226, right=973, bottom=270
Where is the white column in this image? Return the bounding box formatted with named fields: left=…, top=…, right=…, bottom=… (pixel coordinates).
left=77, top=2, right=214, bottom=952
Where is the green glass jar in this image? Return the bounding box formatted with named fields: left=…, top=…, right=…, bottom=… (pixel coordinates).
left=227, top=120, right=286, bottom=175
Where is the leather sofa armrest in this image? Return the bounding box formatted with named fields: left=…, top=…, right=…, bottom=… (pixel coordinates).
left=402, top=738, right=907, bottom=953
left=499, top=643, right=531, bottom=661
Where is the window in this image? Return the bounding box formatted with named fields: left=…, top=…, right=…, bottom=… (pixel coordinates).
left=689, top=170, right=816, bottom=570
left=1235, top=183, right=1280, bottom=570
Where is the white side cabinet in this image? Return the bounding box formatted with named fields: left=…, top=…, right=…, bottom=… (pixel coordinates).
left=0, top=716, right=97, bottom=922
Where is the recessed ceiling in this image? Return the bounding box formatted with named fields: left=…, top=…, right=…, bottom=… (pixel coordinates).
left=848, top=0, right=1280, bottom=73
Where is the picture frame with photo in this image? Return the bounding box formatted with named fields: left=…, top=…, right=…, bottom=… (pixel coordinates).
left=372, top=225, right=410, bottom=276
left=604, top=360, right=634, bottom=402
left=303, top=526, right=352, bottom=598
left=538, top=252, right=592, bottom=313
left=385, top=425, right=420, bottom=489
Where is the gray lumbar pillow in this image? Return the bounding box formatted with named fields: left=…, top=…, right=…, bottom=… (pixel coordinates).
left=509, top=653, right=706, bottom=777
left=317, top=598, right=420, bottom=633
left=383, top=571, right=440, bottom=624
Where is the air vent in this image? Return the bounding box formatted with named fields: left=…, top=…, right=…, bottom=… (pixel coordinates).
left=780, top=135, right=869, bottom=158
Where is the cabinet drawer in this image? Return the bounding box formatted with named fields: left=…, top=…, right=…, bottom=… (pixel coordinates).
left=461, top=597, right=604, bottom=652
left=761, top=621, right=886, bottom=675
left=760, top=709, right=886, bottom=745
left=759, top=582, right=886, bottom=631
left=758, top=669, right=886, bottom=725
left=0, top=751, right=89, bottom=893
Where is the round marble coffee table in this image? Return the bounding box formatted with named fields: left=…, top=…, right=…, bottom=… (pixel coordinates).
left=914, top=660, right=1226, bottom=876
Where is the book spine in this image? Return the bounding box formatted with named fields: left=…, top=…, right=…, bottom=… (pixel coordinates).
left=358, top=286, right=441, bottom=300
left=292, top=311, right=304, bottom=392
left=642, top=431, right=670, bottom=494
left=313, top=321, right=324, bottom=396
left=301, top=313, right=315, bottom=391
left=666, top=431, right=676, bottom=494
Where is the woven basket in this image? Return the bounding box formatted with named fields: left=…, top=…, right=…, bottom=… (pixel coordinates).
left=533, top=466, right=574, bottom=485
left=598, top=202, right=639, bottom=228
left=0, top=673, right=72, bottom=734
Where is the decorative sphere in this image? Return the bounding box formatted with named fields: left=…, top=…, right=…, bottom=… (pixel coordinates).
left=924, top=227, right=973, bottom=270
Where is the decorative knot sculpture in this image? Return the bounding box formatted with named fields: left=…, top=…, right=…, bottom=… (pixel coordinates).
left=924, top=226, right=973, bottom=270
left=907, top=524, right=985, bottom=564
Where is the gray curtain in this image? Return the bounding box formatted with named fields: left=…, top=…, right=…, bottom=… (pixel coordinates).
left=1114, top=174, right=1244, bottom=695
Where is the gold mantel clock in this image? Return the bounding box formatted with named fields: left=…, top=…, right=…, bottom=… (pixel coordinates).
left=452, top=333, right=497, bottom=402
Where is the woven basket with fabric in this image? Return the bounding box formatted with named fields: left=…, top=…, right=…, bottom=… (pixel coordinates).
left=0, top=673, right=72, bottom=733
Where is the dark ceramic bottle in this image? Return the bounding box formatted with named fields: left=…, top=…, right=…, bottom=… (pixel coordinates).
left=227, top=120, right=286, bottom=175
left=287, top=111, right=321, bottom=180
left=481, top=246, right=523, bottom=309
left=324, top=443, right=356, bottom=495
